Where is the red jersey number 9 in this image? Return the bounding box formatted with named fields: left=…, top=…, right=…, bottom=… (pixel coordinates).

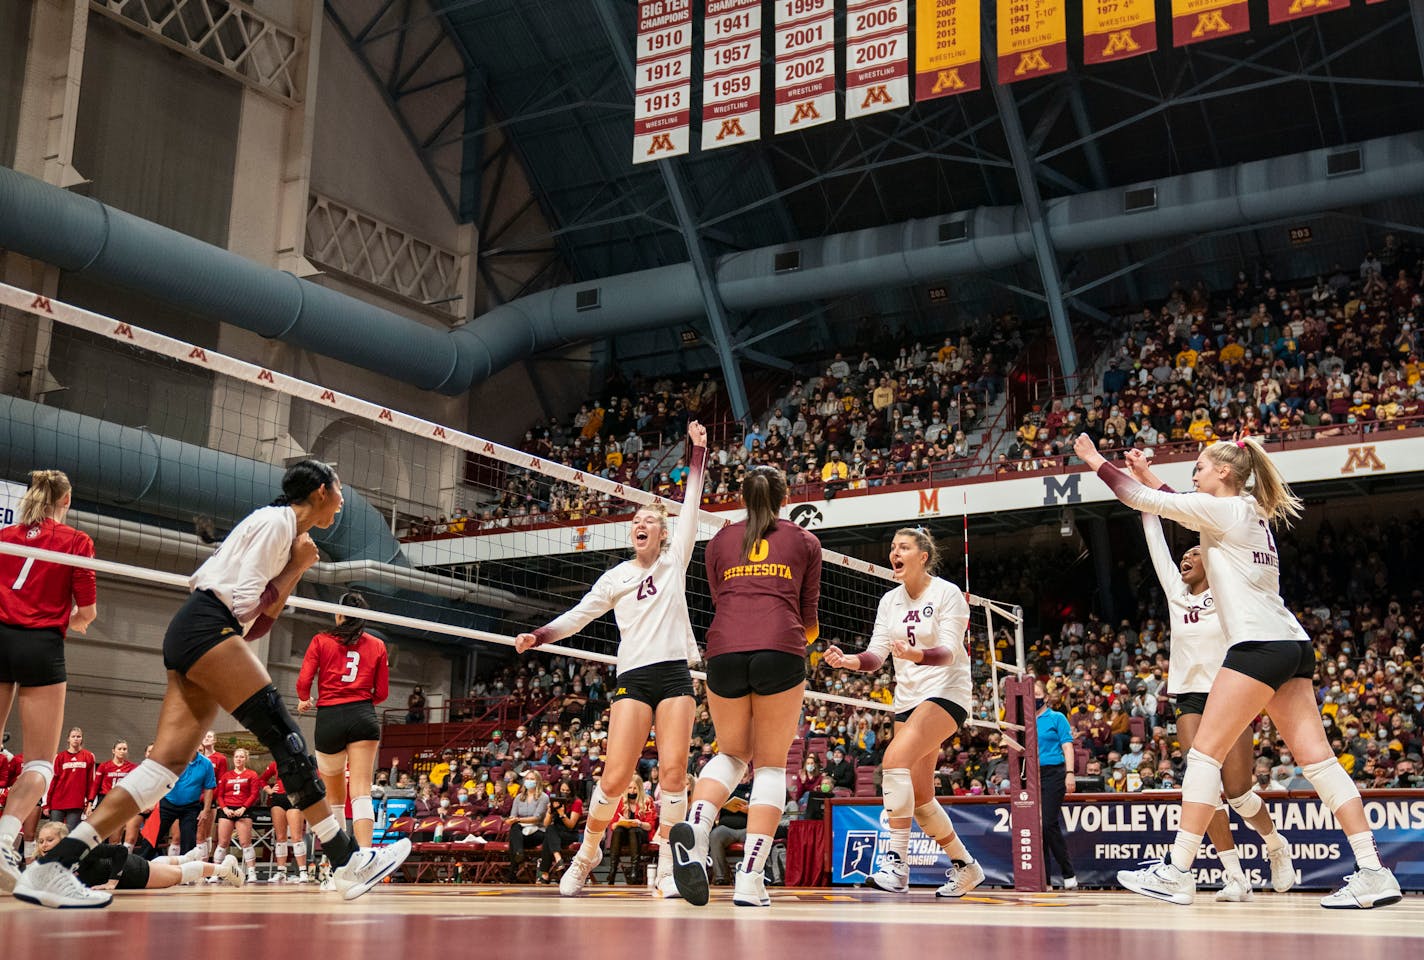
left=342, top=650, right=361, bottom=683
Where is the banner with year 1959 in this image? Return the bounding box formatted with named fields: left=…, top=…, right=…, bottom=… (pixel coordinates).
left=845, top=0, right=909, bottom=120
left=702, top=0, right=762, bottom=150
left=633, top=0, right=692, bottom=164
left=774, top=0, right=837, bottom=135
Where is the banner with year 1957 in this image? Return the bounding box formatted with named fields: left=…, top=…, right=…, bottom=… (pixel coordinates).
left=702, top=0, right=762, bottom=150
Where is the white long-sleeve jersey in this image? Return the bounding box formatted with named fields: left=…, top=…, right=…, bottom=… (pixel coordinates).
left=189, top=505, right=295, bottom=632
left=863, top=577, right=972, bottom=714
left=1141, top=514, right=1228, bottom=695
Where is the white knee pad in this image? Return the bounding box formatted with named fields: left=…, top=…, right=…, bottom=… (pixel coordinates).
left=180, top=861, right=206, bottom=885
left=350, top=796, right=374, bottom=823
left=914, top=801, right=952, bottom=840
left=659, top=789, right=687, bottom=826
left=1302, top=758, right=1359, bottom=813
left=750, top=767, right=786, bottom=809
left=114, top=759, right=179, bottom=813
left=882, top=768, right=913, bottom=820
left=315, top=751, right=346, bottom=777
left=20, top=759, right=54, bottom=794
left=700, top=754, right=750, bottom=794
left=275, top=842, right=288, bottom=859
left=1180, top=749, right=1224, bottom=807
left=587, top=784, right=617, bottom=823
left=243, top=846, right=256, bottom=862
left=1227, top=790, right=1263, bottom=819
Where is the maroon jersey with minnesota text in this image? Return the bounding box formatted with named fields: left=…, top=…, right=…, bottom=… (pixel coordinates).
left=703, top=519, right=821, bottom=659
left=0, top=519, right=97, bottom=631
left=297, top=632, right=390, bottom=706
left=217, top=767, right=263, bottom=809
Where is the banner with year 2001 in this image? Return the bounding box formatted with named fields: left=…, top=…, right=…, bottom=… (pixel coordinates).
left=845, top=1, right=909, bottom=120
left=702, top=0, right=761, bottom=151
left=775, top=0, right=836, bottom=135
left=632, top=0, right=692, bottom=164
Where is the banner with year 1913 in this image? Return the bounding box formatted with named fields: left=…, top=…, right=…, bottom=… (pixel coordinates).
left=702, top=0, right=762, bottom=150
left=845, top=0, right=909, bottom=119
left=632, top=0, right=692, bottom=164
left=774, top=0, right=837, bottom=135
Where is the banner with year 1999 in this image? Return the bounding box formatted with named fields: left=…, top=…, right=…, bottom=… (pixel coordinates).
left=830, top=793, right=1424, bottom=890
left=775, top=0, right=837, bottom=135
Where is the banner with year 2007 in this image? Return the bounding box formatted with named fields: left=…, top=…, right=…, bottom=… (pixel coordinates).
left=702, top=0, right=761, bottom=151
left=845, top=1, right=909, bottom=120
left=632, top=0, right=692, bottom=164
left=775, top=0, right=836, bottom=135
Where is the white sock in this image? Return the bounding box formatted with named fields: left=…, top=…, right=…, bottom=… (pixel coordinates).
left=24, top=841, right=37, bottom=860
left=688, top=800, right=719, bottom=841
left=0, top=813, right=22, bottom=842
left=181, top=860, right=206, bottom=884
left=739, top=833, right=774, bottom=876
left=1170, top=830, right=1202, bottom=872
left=936, top=831, right=971, bottom=863
left=311, top=815, right=342, bottom=843
left=657, top=837, right=673, bottom=875
left=1262, top=829, right=1286, bottom=852
left=887, top=826, right=910, bottom=863
left=1347, top=832, right=1382, bottom=871
left=122, top=842, right=134, bottom=852
left=1219, top=847, right=1244, bottom=880
left=168, top=843, right=181, bottom=858
left=68, top=822, right=101, bottom=853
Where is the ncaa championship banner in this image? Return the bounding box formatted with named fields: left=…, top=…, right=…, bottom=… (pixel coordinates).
left=702, top=0, right=762, bottom=151
left=774, top=0, right=837, bottom=134
left=632, top=0, right=693, bottom=164
left=1083, top=0, right=1157, bottom=66
left=996, top=0, right=1067, bottom=85
left=845, top=0, right=910, bottom=120
left=1268, top=0, right=1350, bottom=25
left=914, top=0, right=980, bottom=101
left=830, top=793, right=1424, bottom=891
left=1170, top=0, right=1249, bottom=47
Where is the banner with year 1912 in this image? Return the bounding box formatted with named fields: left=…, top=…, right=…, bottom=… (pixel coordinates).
left=915, top=0, right=981, bottom=102
left=1268, top=0, right=1350, bottom=24
left=845, top=1, right=909, bottom=119
left=702, top=0, right=762, bottom=150
left=1170, top=0, right=1249, bottom=47
left=632, top=0, right=692, bottom=164
left=996, top=0, right=1067, bottom=85
left=1083, top=0, right=1157, bottom=65
left=775, top=0, right=837, bottom=135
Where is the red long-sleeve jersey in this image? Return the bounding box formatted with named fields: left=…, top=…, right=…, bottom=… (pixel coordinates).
left=93, top=759, right=136, bottom=800
left=297, top=632, right=389, bottom=706
left=202, top=750, right=228, bottom=786
left=0, top=752, right=21, bottom=805
left=217, top=768, right=263, bottom=809
left=0, top=519, right=97, bottom=631
left=47, top=748, right=96, bottom=810
left=259, top=761, right=285, bottom=795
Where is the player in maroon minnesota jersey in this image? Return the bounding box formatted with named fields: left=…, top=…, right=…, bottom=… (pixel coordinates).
left=297, top=593, right=389, bottom=850
left=213, top=748, right=263, bottom=883
left=0, top=471, right=99, bottom=894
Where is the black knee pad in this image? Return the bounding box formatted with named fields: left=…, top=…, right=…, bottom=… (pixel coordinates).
left=232, top=685, right=325, bottom=809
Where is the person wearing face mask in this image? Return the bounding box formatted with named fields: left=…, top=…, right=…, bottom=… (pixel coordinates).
left=605, top=775, right=656, bottom=885
left=1034, top=680, right=1078, bottom=890
left=517, top=422, right=707, bottom=899
left=505, top=770, right=550, bottom=882
left=823, top=747, right=855, bottom=792
left=1131, top=461, right=1295, bottom=903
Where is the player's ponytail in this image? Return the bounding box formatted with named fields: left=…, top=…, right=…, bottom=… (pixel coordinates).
left=19, top=469, right=72, bottom=526
left=1204, top=437, right=1303, bottom=526
left=272, top=459, right=336, bottom=507
left=331, top=591, right=370, bottom=646
left=741, top=465, right=787, bottom=559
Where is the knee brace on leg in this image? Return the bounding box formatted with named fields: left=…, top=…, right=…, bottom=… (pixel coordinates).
left=1302, top=758, right=1359, bottom=813
left=1227, top=790, right=1263, bottom=819
left=350, top=796, right=374, bottom=823
left=913, top=801, right=952, bottom=840
left=1181, top=748, right=1225, bottom=807
left=232, top=685, right=325, bottom=809
left=750, top=767, right=786, bottom=810
left=699, top=753, right=750, bottom=794
left=113, top=759, right=179, bottom=814
left=881, top=768, right=914, bottom=820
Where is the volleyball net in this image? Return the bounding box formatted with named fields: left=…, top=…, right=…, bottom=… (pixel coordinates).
left=0, top=280, right=1025, bottom=724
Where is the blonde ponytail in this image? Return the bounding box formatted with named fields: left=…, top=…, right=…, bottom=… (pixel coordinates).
left=1204, top=438, right=1302, bottom=527
left=19, top=469, right=72, bottom=526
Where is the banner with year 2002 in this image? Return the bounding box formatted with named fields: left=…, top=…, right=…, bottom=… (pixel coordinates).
left=632, top=0, right=692, bottom=164
left=702, top=0, right=761, bottom=150
left=845, top=1, right=909, bottom=120
left=775, top=0, right=836, bottom=135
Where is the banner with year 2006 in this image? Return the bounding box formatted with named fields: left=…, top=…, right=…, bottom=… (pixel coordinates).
left=632, top=0, right=692, bottom=164
left=775, top=0, right=837, bottom=135
left=845, top=1, right=909, bottom=120
left=702, top=0, right=761, bottom=150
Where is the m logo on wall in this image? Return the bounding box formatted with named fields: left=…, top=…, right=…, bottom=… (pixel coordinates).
left=1042, top=474, right=1082, bottom=506
left=1340, top=446, right=1386, bottom=475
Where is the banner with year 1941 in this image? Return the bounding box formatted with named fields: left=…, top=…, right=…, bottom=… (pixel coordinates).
left=845, top=0, right=909, bottom=119
left=1083, top=0, right=1157, bottom=65
left=915, top=0, right=980, bottom=101
left=996, top=0, right=1067, bottom=85
left=1268, top=0, right=1350, bottom=24
left=702, top=0, right=762, bottom=150
left=1169, top=0, right=1249, bottom=47
left=774, top=0, right=837, bottom=135
left=632, top=0, right=692, bottom=164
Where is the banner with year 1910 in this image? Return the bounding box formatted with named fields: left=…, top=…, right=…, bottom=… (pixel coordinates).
left=846, top=0, right=909, bottom=119
left=702, top=0, right=762, bottom=150
left=632, top=0, right=692, bottom=164
left=774, top=0, right=837, bottom=135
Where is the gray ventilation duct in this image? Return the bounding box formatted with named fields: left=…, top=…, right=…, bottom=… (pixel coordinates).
left=2, top=132, right=1422, bottom=393
left=0, top=394, right=404, bottom=564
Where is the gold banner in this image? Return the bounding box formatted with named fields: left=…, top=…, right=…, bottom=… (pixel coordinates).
left=914, top=0, right=981, bottom=100
left=1083, top=0, right=1157, bottom=65
left=996, top=0, right=1066, bottom=85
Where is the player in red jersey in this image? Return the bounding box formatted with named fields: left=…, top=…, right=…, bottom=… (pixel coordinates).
left=260, top=760, right=309, bottom=882
left=297, top=592, right=389, bottom=851
left=213, top=748, right=263, bottom=883
left=195, top=730, right=227, bottom=860
left=93, top=740, right=137, bottom=845
left=0, top=470, right=98, bottom=894
left=46, top=727, right=96, bottom=829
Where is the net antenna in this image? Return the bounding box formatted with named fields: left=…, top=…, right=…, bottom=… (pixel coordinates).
left=961, top=489, right=1027, bottom=749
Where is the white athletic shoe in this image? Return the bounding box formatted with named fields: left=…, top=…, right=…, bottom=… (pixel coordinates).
left=0, top=843, right=22, bottom=893
left=558, top=847, right=602, bottom=897
left=330, top=839, right=411, bottom=902
left=1062, top=876, right=1078, bottom=890
left=1215, top=874, right=1254, bottom=902
left=1320, top=868, right=1402, bottom=909
left=655, top=875, right=682, bottom=899
left=12, top=861, right=112, bottom=909
left=668, top=822, right=710, bottom=906
left=866, top=852, right=910, bottom=893
left=935, top=859, right=986, bottom=898
left=220, top=856, right=245, bottom=888
left=1267, top=841, right=1296, bottom=893
left=1117, top=860, right=1195, bottom=905
left=320, top=876, right=337, bottom=892
left=181, top=846, right=209, bottom=864
left=246, top=868, right=258, bottom=885
left=732, top=869, right=770, bottom=907
left=270, top=872, right=286, bottom=884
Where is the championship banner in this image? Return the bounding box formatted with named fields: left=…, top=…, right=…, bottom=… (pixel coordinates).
left=1083, top=0, right=1157, bottom=65
left=1268, top=0, right=1350, bottom=24
left=996, top=0, right=1067, bottom=85
left=914, top=0, right=980, bottom=101
left=846, top=0, right=909, bottom=119
left=774, top=0, right=837, bottom=135
left=632, top=0, right=692, bottom=164
left=1170, top=0, right=1249, bottom=47
left=829, top=793, right=1424, bottom=890
left=701, top=0, right=762, bottom=150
